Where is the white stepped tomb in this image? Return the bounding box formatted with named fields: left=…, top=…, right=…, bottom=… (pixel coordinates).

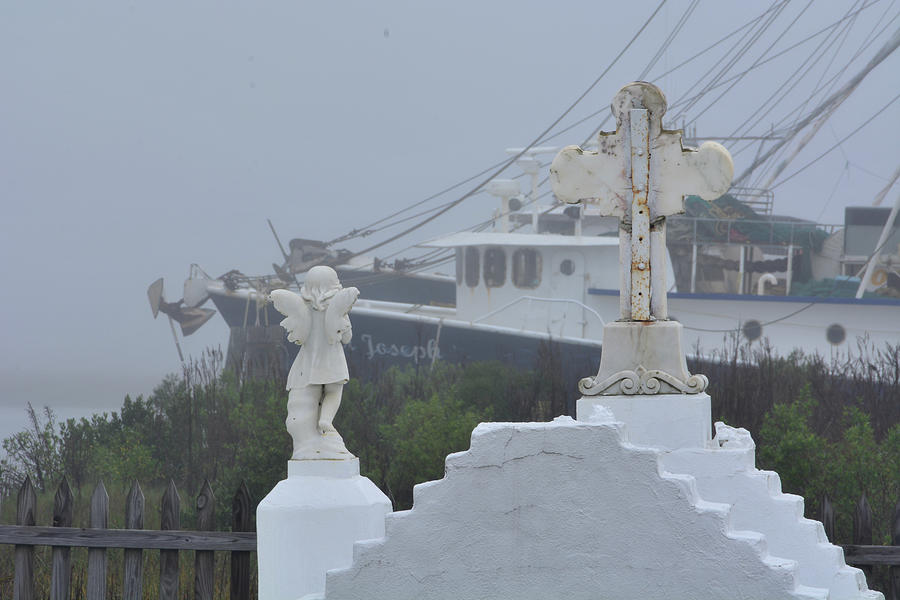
left=313, top=406, right=880, bottom=600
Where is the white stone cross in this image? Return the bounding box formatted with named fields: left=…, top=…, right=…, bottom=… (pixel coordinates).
left=550, top=82, right=733, bottom=321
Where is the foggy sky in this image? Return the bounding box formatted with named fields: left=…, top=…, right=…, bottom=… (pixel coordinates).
left=1, top=1, right=898, bottom=444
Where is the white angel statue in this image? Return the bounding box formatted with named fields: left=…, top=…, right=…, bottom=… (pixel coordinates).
left=270, top=266, right=359, bottom=460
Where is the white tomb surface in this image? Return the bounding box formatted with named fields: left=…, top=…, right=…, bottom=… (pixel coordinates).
left=283, top=84, right=882, bottom=600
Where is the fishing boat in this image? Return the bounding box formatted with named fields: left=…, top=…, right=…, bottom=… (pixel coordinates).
left=148, top=5, right=900, bottom=387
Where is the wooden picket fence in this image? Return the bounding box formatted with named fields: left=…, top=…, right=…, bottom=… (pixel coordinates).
left=0, top=477, right=256, bottom=600
left=820, top=493, right=900, bottom=599
left=6, top=479, right=900, bottom=598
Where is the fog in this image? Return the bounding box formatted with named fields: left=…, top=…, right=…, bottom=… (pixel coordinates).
left=1, top=1, right=898, bottom=444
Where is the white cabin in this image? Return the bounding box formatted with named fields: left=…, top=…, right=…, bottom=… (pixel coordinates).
left=421, top=232, right=620, bottom=340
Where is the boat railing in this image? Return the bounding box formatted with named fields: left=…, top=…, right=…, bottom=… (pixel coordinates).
left=726, top=187, right=775, bottom=216
left=667, top=216, right=841, bottom=247
left=472, top=296, right=606, bottom=329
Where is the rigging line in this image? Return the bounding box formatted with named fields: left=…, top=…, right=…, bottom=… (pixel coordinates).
left=815, top=161, right=850, bottom=223
left=741, top=8, right=899, bottom=189
left=550, top=1, right=779, bottom=155
left=544, top=4, right=776, bottom=149
left=341, top=253, right=457, bottom=288
left=684, top=1, right=814, bottom=127
left=349, top=182, right=556, bottom=273
left=794, top=0, right=866, bottom=122
left=363, top=178, right=556, bottom=269
left=669, top=4, right=783, bottom=116
left=671, top=5, right=800, bottom=121
left=770, top=91, right=900, bottom=190
left=727, top=11, right=859, bottom=171
left=652, top=4, right=769, bottom=79
left=669, top=0, right=880, bottom=118
left=339, top=0, right=708, bottom=247
left=850, top=161, right=897, bottom=182
left=767, top=5, right=898, bottom=137
left=328, top=152, right=545, bottom=246
left=325, top=156, right=510, bottom=246
left=725, top=0, right=863, bottom=140
left=330, top=5, right=887, bottom=249
left=576, top=0, right=714, bottom=146
left=772, top=7, right=899, bottom=140
left=334, top=2, right=753, bottom=267
left=339, top=0, right=669, bottom=263
left=742, top=2, right=897, bottom=172
left=643, top=0, right=702, bottom=78
left=670, top=0, right=789, bottom=120
left=682, top=301, right=816, bottom=333
left=363, top=159, right=549, bottom=239
left=830, top=124, right=851, bottom=164
left=734, top=23, right=900, bottom=186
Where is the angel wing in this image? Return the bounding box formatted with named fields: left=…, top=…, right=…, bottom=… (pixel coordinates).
left=270, top=289, right=311, bottom=345
left=325, top=286, right=359, bottom=344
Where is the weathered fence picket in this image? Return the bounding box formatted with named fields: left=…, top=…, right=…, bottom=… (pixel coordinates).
left=854, top=493, right=874, bottom=579
left=87, top=481, right=108, bottom=600
left=1, top=477, right=256, bottom=600
left=892, top=500, right=900, bottom=600
left=124, top=480, right=144, bottom=600
left=160, top=480, right=181, bottom=600
left=50, top=478, right=74, bottom=600
left=14, top=477, right=36, bottom=600
left=194, top=480, right=215, bottom=600
left=232, top=481, right=253, bottom=600
left=821, top=495, right=835, bottom=541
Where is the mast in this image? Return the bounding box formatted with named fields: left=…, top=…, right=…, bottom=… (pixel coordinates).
left=734, top=25, right=900, bottom=187
left=856, top=188, right=900, bottom=299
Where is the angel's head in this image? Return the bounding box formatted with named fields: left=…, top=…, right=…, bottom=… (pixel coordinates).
left=300, top=266, right=342, bottom=311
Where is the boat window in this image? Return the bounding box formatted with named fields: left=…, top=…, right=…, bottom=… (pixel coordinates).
left=512, top=248, right=542, bottom=288
left=456, top=248, right=463, bottom=284
left=826, top=323, right=846, bottom=345
left=560, top=259, right=575, bottom=276
left=741, top=319, right=762, bottom=342
left=465, top=247, right=480, bottom=288
left=483, top=247, right=506, bottom=288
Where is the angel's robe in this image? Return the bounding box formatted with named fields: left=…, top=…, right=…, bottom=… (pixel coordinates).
left=287, top=306, right=350, bottom=389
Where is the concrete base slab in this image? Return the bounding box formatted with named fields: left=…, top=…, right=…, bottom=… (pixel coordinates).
left=257, top=458, right=392, bottom=600
left=577, top=393, right=712, bottom=450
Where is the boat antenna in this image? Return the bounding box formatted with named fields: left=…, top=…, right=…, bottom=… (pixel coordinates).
left=267, top=218, right=301, bottom=288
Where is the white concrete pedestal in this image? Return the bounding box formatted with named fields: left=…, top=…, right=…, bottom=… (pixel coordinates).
left=577, top=393, right=712, bottom=449
left=257, top=458, right=392, bottom=600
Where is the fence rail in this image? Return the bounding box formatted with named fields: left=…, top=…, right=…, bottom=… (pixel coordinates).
left=1, top=476, right=257, bottom=600
left=7, top=479, right=900, bottom=598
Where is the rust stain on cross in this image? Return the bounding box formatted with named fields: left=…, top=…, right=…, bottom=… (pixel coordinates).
left=550, top=81, right=734, bottom=322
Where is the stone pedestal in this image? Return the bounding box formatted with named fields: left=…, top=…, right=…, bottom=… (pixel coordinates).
left=577, top=393, right=711, bottom=449
left=317, top=417, right=882, bottom=599
left=257, top=458, right=392, bottom=600
left=579, top=320, right=708, bottom=396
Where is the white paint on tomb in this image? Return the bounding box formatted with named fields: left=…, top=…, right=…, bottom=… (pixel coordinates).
left=579, top=395, right=880, bottom=599
left=314, top=417, right=880, bottom=599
